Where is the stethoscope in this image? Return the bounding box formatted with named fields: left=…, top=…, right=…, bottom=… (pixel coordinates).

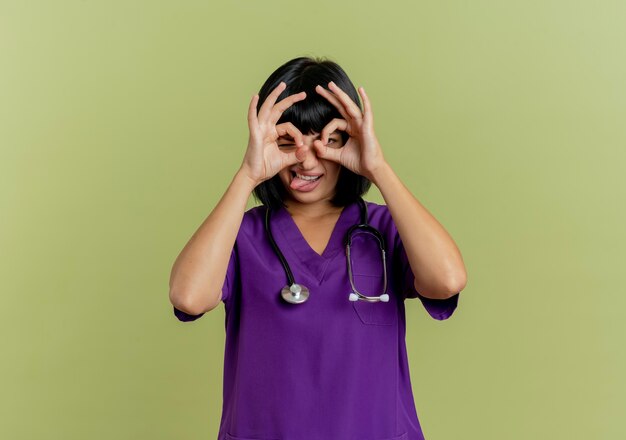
left=265, top=197, right=390, bottom=304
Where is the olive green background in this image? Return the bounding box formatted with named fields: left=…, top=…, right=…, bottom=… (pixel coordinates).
left=2, top=1, right=624, bottom=439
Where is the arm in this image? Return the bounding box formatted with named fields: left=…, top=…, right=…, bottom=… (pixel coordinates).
left=309, top=83, right=466, bottom=300
left=169, top=83, right=309, bottom=316
left=371, top=162, right=467, bottom=300
left=169, top=168, right=256, bottom=315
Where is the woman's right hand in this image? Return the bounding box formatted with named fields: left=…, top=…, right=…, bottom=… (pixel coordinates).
left=240, top=81, right=307, bottom=186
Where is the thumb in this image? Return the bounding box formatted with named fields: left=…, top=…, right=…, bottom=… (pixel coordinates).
left=313, top=140, right=342, bottom=164
left=282, top=147, right=306, bottom=166
left=283, top=147, right=303, bottom=168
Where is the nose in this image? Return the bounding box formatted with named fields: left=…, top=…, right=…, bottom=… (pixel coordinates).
left=297, top=136, right=321, bottom=169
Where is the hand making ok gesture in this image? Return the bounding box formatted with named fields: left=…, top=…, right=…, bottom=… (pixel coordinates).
left=312, top=82, right=387, bottom=182
left=241, top=81, right=307, bottom=185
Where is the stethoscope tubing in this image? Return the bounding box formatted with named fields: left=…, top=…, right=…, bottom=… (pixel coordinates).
left=265, top=197, right=389, bottom=304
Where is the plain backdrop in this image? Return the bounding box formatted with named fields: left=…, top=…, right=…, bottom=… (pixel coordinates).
left=1, top=1, right=625, bottom=439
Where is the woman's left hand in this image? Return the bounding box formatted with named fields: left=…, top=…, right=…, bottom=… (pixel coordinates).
left=313, top=81, right=387, bottom=181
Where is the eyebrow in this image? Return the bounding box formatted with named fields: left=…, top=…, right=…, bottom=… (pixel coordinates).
left=278, top=130, right=341, bottom=140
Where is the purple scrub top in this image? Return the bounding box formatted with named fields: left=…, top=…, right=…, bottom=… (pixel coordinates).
left=174, top=200, right=460, bottom=440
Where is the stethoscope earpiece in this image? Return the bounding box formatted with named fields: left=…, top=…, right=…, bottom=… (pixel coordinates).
left=349, top=293, right=390, bottom=302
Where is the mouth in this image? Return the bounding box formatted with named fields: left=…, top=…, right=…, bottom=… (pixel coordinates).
left=289, top=171, right=324, bottom=191
left=291, top=171, right=323, bottom=182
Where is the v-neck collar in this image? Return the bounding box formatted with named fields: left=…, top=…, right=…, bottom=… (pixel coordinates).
left=271, top=201, right=360, bottom=284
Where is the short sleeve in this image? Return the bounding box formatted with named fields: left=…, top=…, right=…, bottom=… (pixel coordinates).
left=172, top=246, right=238, bottom=322
left=392, top=218, right=460, bottom=321
left=173, top=305, right=204, bottom=322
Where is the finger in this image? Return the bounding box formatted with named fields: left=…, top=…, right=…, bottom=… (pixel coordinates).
left=358, top=87, right=373, bottom=126
left=315, top=84, right=350, bottom=121
left=268, top=91, right=307, bottom=126
left=313, top=139, right=342, bottom=163
left=247, top=93, right=260, bottom=128
left=320, top=118, right=348, bottom=145
left=328, top=81, right=363, bottom=121
left=258, top=81, right=287, bottom=122
left=275, top=122, right=305, bottom=147
left=282, top=148, right=302, bottom=168
left=287, top=144, right=311, bottom=166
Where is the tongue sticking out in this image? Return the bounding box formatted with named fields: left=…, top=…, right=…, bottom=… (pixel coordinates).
left=290, top=175, right=321, bottom=189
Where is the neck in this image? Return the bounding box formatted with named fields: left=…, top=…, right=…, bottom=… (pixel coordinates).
left=284, top=198, right=343, bottom=220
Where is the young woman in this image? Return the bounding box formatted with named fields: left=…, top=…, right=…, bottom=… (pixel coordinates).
left=169, top=56, right=467, bottom=440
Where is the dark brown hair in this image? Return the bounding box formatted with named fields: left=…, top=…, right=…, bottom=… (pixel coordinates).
left=252, top=56, right=372, bottom=210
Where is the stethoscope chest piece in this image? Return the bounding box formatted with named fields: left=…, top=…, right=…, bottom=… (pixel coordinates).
left=281, top=283, right=310, bottom=304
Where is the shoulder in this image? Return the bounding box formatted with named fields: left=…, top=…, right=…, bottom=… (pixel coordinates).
left=363, top=200, right=394, bottom=229
left=238, top=205, right=266, bottom=237
left=243, top=204, right=266, bottom=221
left=362, top=200, right=400, bottom=253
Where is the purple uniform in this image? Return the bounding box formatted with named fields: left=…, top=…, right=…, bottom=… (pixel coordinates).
left=174, top=200, right=460, bottom=440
